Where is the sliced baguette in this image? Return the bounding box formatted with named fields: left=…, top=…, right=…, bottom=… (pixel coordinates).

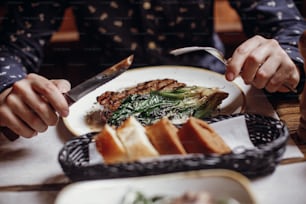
left=95, top=124, right=128, bottom=164
left=117, top=116, right=159, bottom=161
left=145, top=117, right=187, bottom=155
left=178, top=117, right=231, bottom=154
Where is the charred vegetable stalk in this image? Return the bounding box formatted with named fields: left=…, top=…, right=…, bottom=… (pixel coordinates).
left=108, top=86, right=228, bottom=126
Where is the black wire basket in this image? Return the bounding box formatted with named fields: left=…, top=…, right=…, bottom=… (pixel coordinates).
left=58, top=113, right=289, bottom=181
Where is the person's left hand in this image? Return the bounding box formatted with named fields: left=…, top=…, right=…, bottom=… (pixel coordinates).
left=225, top=35, right=300, bottom=93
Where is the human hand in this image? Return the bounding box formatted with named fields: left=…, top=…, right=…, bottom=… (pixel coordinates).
left=225, top=35, right=299, bottom=93
left=0, top=73, right=71, bottom=138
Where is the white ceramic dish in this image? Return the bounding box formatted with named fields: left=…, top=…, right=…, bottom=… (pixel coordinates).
left=63, top=66, right=246, bottom=135
left=55, top=169, right=256, bottom=204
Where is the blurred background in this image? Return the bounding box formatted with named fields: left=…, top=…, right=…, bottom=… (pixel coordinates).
left=0, top=0, right=305, bottom=86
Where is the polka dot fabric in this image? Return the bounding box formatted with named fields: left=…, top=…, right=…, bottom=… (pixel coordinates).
left=0, top=0, right=305, bottom=93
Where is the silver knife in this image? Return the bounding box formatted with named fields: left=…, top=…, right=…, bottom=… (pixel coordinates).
left=64, top=55, right=134, bottom=105
left=2, top=55, right=134, bottom=141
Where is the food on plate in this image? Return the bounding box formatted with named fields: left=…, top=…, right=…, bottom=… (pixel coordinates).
left=92, top=78, right=229, bottom=127
left=97, top=78, right=186, bottom=114
left=86, top=78, right=228, bottom=128
left=86, top=78, right=185, bottom=128
left=95, top=116, right=231, bottom=164
left=178, top=117, right=231, bottom=154
left=169, top=191, right=215, bottom=204
left=121, top=190, right=241, bottom=204
left=145, top=117, right=187, bottom=155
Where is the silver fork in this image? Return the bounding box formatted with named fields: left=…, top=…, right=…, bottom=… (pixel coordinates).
left=170, top=46, right=228, bottom=65
left=170, top=46, right=297, bottom=93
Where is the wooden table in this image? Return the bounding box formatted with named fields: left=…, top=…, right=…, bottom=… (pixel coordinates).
left=269, top=96, right=306, bottom=157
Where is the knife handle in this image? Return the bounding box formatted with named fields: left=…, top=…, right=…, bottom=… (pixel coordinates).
left=62, top=92, right=75, bottom=106
left=1, top=127, right=19, bottom=141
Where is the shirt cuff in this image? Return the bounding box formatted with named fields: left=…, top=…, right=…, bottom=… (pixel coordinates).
left=0, top=54, right=27, bottom=93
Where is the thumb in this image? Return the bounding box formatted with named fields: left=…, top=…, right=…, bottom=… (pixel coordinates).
left=225, top=58, right=238, bottom=81
left=51, top=79, right=71, bottom=93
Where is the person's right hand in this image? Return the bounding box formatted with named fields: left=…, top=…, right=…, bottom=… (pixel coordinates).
left=225, top=35, right=299, bottom=93
left=0, top=73, right=71, bottom=138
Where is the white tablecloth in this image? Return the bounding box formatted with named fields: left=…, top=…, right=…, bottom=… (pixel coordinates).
left=0, top=77, right=305, bottom=204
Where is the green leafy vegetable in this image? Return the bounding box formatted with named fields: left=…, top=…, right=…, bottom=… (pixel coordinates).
left=108, top=86, right=228, bottom=126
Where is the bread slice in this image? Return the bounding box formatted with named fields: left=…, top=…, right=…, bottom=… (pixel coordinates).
left=145, top=117, right=187, bottom=155
left=117, top=116, right=159, bottom=161
left=95, top=124, right=128, bottom=164
left=178, top=117, right=231, bottom=154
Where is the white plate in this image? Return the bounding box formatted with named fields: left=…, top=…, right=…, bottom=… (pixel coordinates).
left=55, top=169, right=257, bottom=204
left=63, top=66, right=246, bottom=135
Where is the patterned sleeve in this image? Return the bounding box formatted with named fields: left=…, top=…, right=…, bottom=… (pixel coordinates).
left=229, top=0, right=306, bottom=94
left=0, top=1, right=67, bottom=92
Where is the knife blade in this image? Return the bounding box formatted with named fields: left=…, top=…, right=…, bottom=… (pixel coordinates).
left=64, top=54, right=134, bottom=105
left=1, top=55, right=134, bottom=141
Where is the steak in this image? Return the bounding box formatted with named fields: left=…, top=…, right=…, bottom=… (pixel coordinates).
left=86, top=78, right=228, bottom=127
left=96, top=78, right=186, bottom=113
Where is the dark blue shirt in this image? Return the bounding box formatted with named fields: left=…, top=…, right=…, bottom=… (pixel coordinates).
left=0, top=0, right=305, bottom=93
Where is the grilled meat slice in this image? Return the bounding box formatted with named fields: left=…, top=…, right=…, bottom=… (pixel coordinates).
left=96, top=79, right=186, bottom=113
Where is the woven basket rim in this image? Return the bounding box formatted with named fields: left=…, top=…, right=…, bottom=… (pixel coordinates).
left=58, top=113, right=289, bottom=180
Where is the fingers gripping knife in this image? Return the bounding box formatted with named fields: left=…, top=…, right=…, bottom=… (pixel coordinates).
left=1, top=55, right=134, bottom=141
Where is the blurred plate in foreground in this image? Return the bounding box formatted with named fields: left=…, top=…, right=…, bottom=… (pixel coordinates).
left=55, top=169, right=257, bottom=204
